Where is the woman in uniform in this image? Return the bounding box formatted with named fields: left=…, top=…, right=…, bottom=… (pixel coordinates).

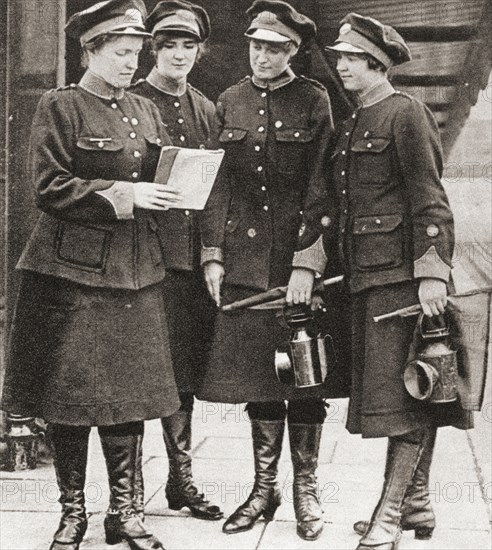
left=1, top=1, right=182, bottom=549
left=326, top=13, right=473, bottom=550
left=200, top=0, right=335, bottom=541
left=131, top=0, right=222, bottom=522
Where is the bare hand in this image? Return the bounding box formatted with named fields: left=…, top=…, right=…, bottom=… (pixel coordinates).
left=204, top=261, right=224, bottom=307
left=286, top=268, right=315, bottom=306
left=133, top=182, right=182, bottom=210
left=418, top=278, right=447, bottom=317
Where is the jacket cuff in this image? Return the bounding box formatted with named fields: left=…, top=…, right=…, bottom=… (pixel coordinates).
left=95, top=181, right=134, bottom=220
left=292, top=235, right=327, bottom=274
left=201, top=246, right=223, bottom=266
left=414, top=245, right=451, bottom=282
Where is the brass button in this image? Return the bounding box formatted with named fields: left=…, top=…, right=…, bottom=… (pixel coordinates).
left=321, top=216, right=331, bottom=227
left=130, top=132, right=136, bottom=139
left=258, top=126, right=265, bottom=133
left=427, top=224, right=439, bottom=237
left=132, top=172, right=138, bottom=178
left=257, top=166, right=263, bottom=172
left=375, top=218, right=382, bottom=225
left=134, top=151, right=141, bottom=158
left=179, top=135, right=186, bottom=142
left=367, top=142, right=373, bottom=149
left=341, top=170, right=346, bottom=176
left=156, top=138, right=162, bottom=144
left=185, top=210, right=190, bottom=216
left=111, top=103, right=118, bottom=109
left=263, top=205, right=269, bottom=211
left=261, top=92, right=267, bottom=98
left=342, top=190, right=346, bottom=195
left=345, top=131, right=350, bottom=136
left=275, top=121, right=283, bottom=128
left=248, top=228, right=257, bottom=238
left=261, top=186, right=266, bottom=191
left=228, top=132, right=233, bottom=138
left=178, top=118, right=184, bottom=124
left=131, top=118, right=139, bottom=125
left=294, top=131, right=300, bottom=138
left=259, top=109, right=265, bottom=115
left=352, top=113, right=356, bottom=119
left=98, top=141, right=105, bottom=148
left=122, top=116, right=129, bottom=122
left=255, top=145, right=261, bottom=152
left=174, top=101, right=180, bottom=108
left=342, top=150, right=346, bottom=155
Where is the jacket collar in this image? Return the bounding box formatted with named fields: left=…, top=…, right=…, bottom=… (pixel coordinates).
left=252, top=66, right=296, bottom=91
left=146, top=67, right=187, bottom=97
left=79, top=70, right=125, bottom=100
left=358, top=78, right=395, bottom=108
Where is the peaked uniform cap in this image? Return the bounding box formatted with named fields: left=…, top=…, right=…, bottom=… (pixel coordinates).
left=65, top=0, right=151, bottom=45
left=327, top=12, right=411, bottom=68
left=245, top=0, right=316, bottom=46
left=146, top=0, right=211, bottom=41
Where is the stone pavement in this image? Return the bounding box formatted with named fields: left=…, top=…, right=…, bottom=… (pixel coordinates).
left=1, top=396, right=491, bottom=550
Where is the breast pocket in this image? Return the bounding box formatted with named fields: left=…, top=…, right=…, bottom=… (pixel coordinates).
left=351, top=138, right=392, bottom=185
left=275, top=128, right=313, bottom=174
left=56, top=221, right=112, bottom=272
left=352, top=214, right=404, bottom=270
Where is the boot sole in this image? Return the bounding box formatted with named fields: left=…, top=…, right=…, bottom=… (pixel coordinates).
left=167, top=500, right=224, bottom=521
left=354, top=523, right=434, bottom=540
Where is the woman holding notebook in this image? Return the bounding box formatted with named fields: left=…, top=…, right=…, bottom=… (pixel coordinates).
left=131, top=0, right=223, bottom=523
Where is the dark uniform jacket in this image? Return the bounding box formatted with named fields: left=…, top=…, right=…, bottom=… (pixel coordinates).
left=331, top=81, right=454, bottom=293
left=201, top=69, right=335, bottom=291
left=17, top=71, right=172, bottom=289
left=131, top=68, right=216, bottom=271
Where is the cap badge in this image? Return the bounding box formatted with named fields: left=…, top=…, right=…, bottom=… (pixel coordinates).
left=340, top=23, right=352, bottom=35
left=299, top=223, right=306, bottom=237
left=175, top=9, right=196, bottom=22
left=257, top=11, right=277, bottom=27
left=124, top=9, right=143, bottom=26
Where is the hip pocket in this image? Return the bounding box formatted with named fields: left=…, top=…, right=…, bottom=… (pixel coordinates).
left=353, top=214, right=404, bottom=269
left=56, top=222, right=111, bottom=272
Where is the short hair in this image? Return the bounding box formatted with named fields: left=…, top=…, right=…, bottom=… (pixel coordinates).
left=151, top=31, right=204, bottom=62
left=360, top=52, right=387, bottom=73
left=248, top=38, right=298, bottom=57
left=81, top=34, right=124, bottom=68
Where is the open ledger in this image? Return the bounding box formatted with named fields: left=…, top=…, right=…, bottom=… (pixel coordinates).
left=154, top=146, right=225, bottom=210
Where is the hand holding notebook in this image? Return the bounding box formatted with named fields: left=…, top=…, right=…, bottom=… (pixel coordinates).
left=154, top=146, right=225, bottom=210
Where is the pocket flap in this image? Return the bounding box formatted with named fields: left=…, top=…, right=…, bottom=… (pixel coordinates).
left=219, top=128, right=248, bottom=142
left=144, top=134, right=164, bottom=146
left=276, top=128, right=313, bottom=142
left=353, top=214, right=403, bottom=235
left=76, top=137, right=124, bottom=151
left=351, top=138, right=391, bottom=153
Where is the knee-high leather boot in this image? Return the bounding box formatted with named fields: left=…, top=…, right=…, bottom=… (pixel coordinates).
left=354, top=427, right=436, bottom=540
left=289, top=423, right=324, bottom=541
left=222, top=419, right=285, bottom=534
left=49, top=424, right=90, bottom=550
left=105, top=433, right=145, bottom=535
left=162, top=409, right=223, bottom=520
left=356, top=430, right=426, bottom=550
left=99, top=427, right=165, bottom=550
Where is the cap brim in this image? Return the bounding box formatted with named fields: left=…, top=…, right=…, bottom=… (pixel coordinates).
left=152, top=25, right=201, bottom=40
left=109, top=27, right=152, bottom=38
left=245, top=28, right=291, bottom=43
left=326, top=41, right=366, bottom=53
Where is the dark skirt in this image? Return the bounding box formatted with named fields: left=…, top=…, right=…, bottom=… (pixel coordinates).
left=1, top=272, right=181, bottom=426
left=347, top=281, right=474, bottom=438
left=160, top=270, right=216, bottom=394
left=197, top=285, right=351, bottom=403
